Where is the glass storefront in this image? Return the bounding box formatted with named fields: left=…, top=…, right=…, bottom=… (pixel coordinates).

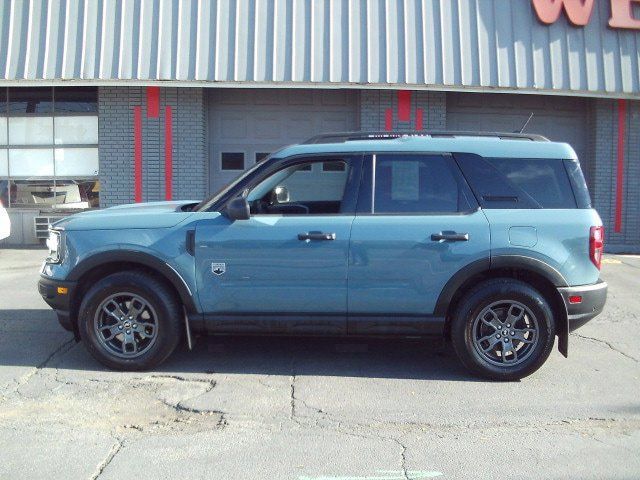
left=0, top=87, right=99, bottom=209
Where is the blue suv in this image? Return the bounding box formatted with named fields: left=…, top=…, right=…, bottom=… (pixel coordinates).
left=38, top=131, right=607, bottom=380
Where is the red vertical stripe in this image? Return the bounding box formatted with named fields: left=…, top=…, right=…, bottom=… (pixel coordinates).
left=146, top=86, right=160, bottom=118
left=133, top=106, right=143, bottom=203
left=415, top=108, right=424, bottom=131
left=614, top=99, right=626, bottom=233
left=164, top=106, right=173, bottom=201
left=397, top=90, right=411, bottom=121
left=385, top=108, right=393, bottom=131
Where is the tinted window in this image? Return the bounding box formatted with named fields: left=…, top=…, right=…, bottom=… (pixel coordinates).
left=374, top=155, right=472, bottom=214
left=455, top=154, right=577, bottom=209
left=563, top=159, right=591, bottom=208
left=486, top=158, right=576, bottom=208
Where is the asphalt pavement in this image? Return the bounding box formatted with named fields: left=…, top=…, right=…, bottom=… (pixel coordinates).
left=0, top=248, right=638, bottom=479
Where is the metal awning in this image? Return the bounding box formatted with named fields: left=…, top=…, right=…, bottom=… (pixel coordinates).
left=1, top=0, right=638, bottom=98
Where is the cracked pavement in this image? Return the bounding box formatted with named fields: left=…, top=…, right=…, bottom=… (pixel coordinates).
left=0, top=249, right=639, bottom=479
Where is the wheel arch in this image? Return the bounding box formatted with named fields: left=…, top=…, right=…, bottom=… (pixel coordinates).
left=436, top=256, right=569, bottom=357
left=67, top=251, right=198, bottom=331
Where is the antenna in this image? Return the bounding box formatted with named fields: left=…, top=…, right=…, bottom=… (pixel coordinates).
left=517, top=112, right=534, bottom=134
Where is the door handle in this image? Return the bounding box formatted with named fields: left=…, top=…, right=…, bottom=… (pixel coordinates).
left=430, top=232, right=469, bottom=242
left=298, top=232, right=336, bottom=241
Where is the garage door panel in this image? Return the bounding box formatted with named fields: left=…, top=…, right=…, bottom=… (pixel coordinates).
left=447, top=92, right=589, bottom=185
left=253, top=117, right=281, bottom=139
left=217, top=90, right=251, bottom=105
left=320, top=117, right=352, bottom=132
left=286, top=90, right=315, bottom=105
left=321, top=90, right=350, bottom=106
left=220, top=117, right=248, bottom=139
left=254, top=90, right=282, bottom=105
left=209, top=88, right=358, bottom=192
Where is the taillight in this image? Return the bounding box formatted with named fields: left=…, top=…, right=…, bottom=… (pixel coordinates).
left=590, top=226, right=604, bottom=270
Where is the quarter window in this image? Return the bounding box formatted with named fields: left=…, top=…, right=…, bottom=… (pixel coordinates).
left=485, top=158, right=577, bottom=209
left=373, top=155, right=472, bottom=214
left=455, top=153, right=578, bottom=209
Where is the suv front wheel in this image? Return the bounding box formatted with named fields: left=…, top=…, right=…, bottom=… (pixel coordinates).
left=451, top=278, right=556, bottom=381
left=78, top=271, right=183, bottom=370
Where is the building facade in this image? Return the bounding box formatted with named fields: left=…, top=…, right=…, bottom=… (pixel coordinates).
left=0, top=0, right=639, bottom=251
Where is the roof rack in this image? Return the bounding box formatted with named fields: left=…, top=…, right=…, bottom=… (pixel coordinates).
left=303, top=130, right=550, bottom=144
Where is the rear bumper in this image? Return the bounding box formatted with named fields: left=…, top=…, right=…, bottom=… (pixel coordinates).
left=557, top=280, right=608, bottom=332
left=38, top=275, right=77, bottom=332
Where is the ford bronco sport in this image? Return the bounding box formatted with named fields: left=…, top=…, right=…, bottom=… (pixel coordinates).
left=38, top=131, right=607, bottom=380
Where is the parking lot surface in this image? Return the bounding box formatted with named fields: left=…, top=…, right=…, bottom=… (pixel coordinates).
left=0, top=248, right=639, bottom=479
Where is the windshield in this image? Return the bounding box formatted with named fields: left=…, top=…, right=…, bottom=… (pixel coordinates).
left=194, top=159, right=269, bottom=212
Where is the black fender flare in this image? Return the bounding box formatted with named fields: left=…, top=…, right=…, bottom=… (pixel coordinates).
left=433, top=258, right=490, bottom=317
left=434, top=254, right=569, bottom=356
left=490, top=255, right=568, bottom=288
left=67, top=250, right=199, bottom=313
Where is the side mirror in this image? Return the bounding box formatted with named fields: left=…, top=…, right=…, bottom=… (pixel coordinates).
left=226, top=197, right=250, bottom=220
left=270, top=185, right=290, bottom=204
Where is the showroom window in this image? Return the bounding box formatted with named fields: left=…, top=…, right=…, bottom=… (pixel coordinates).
left=0, top=87, right=99, bottom=209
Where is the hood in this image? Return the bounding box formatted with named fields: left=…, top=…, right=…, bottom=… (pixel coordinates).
left=53, top=200, right=200, bottom=231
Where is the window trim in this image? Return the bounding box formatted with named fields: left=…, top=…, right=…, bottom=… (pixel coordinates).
left=357, top=152, right=479, bottom=216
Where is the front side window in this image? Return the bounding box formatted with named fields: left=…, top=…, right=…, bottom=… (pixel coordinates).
left=373, top=154, right=472, bottom=214
left=247, top=159, right=351, bottom=215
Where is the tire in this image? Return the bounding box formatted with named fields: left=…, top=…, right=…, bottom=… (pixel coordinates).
left=451, top=278, right=556, bottom=381
left=78, top=271, right=183, bottom=371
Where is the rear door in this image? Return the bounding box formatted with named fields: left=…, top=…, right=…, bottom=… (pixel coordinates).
left=347, top=153, right=491, bottom=334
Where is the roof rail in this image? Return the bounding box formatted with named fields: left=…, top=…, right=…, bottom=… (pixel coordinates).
left=303, top=130, right=550, bottom=144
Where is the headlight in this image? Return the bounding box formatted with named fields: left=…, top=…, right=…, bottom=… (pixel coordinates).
left=46, top=230, right=62, bottom=263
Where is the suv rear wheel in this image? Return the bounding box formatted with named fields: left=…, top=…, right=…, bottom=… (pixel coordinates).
left=78, top=271, right=182, bottom=370
left=451, top=278, right=556, bottom=381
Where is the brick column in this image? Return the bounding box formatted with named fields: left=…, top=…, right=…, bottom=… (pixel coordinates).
left=588, top=99, right=640, bottom=253
left=359, top=90, right=446, bottom=131
left=98, top=87, right=206, bottom=208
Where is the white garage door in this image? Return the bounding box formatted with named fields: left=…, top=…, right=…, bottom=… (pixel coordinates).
left=447, top=93, right=590, bottom=184
left=208, top=89, right=359, bottom=193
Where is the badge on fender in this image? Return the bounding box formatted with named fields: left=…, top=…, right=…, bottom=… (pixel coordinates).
left=211, top=263, right=226, bottom=276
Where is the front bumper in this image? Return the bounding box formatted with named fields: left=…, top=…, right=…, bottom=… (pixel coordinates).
left=38, top=275, right=77, bottom=332
left=558, top=280, right=608, bottom=332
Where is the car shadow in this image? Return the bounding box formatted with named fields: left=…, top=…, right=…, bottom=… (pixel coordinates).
left=0, top=309, right=481, bottom=382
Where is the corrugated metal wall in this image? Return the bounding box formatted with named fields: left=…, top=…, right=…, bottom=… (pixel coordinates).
left=0, top=0, right=638, bottom=97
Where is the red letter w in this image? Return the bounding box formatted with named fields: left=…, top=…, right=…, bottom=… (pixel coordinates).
left=532, top=0, right=595, bottom=26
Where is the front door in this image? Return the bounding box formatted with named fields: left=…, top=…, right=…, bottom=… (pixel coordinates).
left=195, top=155, right=362, bottom=334
left=348, top=153, right=491, bottom=335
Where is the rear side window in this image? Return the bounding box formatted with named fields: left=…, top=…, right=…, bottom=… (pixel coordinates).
left=373, top=154, right=473, bottom=214
left=563, top=159, right=592, bottom=208
left=455, top=154, right=577, bottom=209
